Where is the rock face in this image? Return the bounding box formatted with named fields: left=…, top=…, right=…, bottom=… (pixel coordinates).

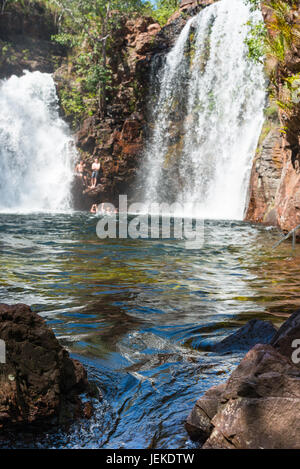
left=57, top=15, right=164, bottom=209
left=245, top=126, right=284, bottom=226
left=245, top=123, right=300, bottom=232
left=271, top=309, right=300, bottom=360
left=0, top=304, right=90, bottom=430
left=245, top=4, right=300, bottom=233
left=185, top=311, right=300, bottom=449
left=0, top=3, right=65, bottom=79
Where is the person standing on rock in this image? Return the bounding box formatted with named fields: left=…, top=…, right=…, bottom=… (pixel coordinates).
left=75, top=160, right=87, bottom=186
left=91, top=158, right=100, bottom=188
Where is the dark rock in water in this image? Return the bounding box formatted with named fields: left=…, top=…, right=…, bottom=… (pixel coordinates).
left=271, top=309, right=300, bottom=366
left=0, top=304, right=92, bottom=430
left=185, top=312, right=300, bottom=449
left=210, top=319, right=277, bottom=354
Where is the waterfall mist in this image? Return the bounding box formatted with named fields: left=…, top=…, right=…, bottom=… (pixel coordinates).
left=138, top=0, right=266, bottom=220
left=0, top=71, right=75, bottom=212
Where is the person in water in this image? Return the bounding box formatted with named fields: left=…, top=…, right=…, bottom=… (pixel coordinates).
left=91, top=203, right=118, bottom=215
left=90, top=203, right=98, bottom=213
left=91, top=158, right=100, bottom=188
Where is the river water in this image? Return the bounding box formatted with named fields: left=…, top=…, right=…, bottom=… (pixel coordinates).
left=0, top=212, right=299, bottom=448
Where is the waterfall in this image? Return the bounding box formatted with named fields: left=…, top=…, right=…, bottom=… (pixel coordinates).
left=0, top=71, right=75, bottom=212
left=138, top=0, right=266, bottom=220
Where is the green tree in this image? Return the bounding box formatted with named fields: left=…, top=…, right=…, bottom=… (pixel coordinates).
left=153, top=0, right=179, bottom=26
left=245, top=1, right=300, bottom=64
left=51, top=0, right=147, bottom=116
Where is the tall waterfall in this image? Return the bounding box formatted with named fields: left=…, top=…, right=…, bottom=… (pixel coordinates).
left=138, top=0, right=266, bottom=219
left=0, top=71, right=75, bottom=211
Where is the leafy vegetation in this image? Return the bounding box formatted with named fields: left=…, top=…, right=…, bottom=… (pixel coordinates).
left=152, top=0, right=179, bottom=26
left=245, top=1, right=300, bottom=118
left=245, top=0, right=300, bottom=64
left=245, top=19, right=267, bottom=63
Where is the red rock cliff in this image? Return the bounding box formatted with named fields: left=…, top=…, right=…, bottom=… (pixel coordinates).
left=245, top=2, right=300, bottom=232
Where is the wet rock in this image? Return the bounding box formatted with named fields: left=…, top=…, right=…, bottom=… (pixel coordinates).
left=83, top=402, right=94, bottom=420
left=185, top=383, right=225, bottom=443
left=245, top=122, right=300, bottom=232
left=0, top=304, right=91, bottom=430
left=71, top=176, right=91, bottom=211
left=186, top=312, right=300, bottom=449
left=210, top=319, right=277, bottom=354
left=271, top=309, right=300, bottom=365
left=0, top=3, right=56, bottom=40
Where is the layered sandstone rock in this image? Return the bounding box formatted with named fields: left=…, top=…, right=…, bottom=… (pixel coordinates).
left=0, top=303, right=92, bottom=430
left=185, top=311, right=300, bottom=449
left=245, top=3, right=300, bottom=232
left=245, top=123, right=300, bottom=232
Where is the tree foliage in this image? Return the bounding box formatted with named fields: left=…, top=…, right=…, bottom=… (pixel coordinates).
left=245, top=1, right=300, bottom=117
left=50, top=0, right=149, bottom=116
left=245, top=0, right=300, bottom=64
left=152, top=0, right=179, bottom=26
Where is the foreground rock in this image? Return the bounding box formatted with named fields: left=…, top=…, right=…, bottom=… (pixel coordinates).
left=186, top=311, right=300, bottom=448
left=0, top=304, right=92, bottom=430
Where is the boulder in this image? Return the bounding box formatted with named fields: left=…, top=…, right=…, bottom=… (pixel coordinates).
left=0, top=304, right=92, bottom=430
left=271, top=309, right=300, bottom=364
left=186, top=313, right=300, bottom=448
left=203, top=345, right=300, bottom=449
left=185, top=383, right=226, bottom=443
left=209, top=319, right=277, bottom=354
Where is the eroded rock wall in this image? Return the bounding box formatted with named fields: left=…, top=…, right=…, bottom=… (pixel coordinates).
left=0, top=2, right=65, bottom=79
left=245, top=3, right=300, bottom=232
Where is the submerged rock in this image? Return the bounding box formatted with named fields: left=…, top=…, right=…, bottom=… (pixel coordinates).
left=186, top=312, right=300, bottom=449
left=0, top=304, right=92, bottom=430
left=209, top=319, right=277, bottom=354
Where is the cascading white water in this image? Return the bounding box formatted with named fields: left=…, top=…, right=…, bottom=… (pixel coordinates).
left=0, top=70, right=75, bottom=211
left=139, top=0, right=266, bottom=219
